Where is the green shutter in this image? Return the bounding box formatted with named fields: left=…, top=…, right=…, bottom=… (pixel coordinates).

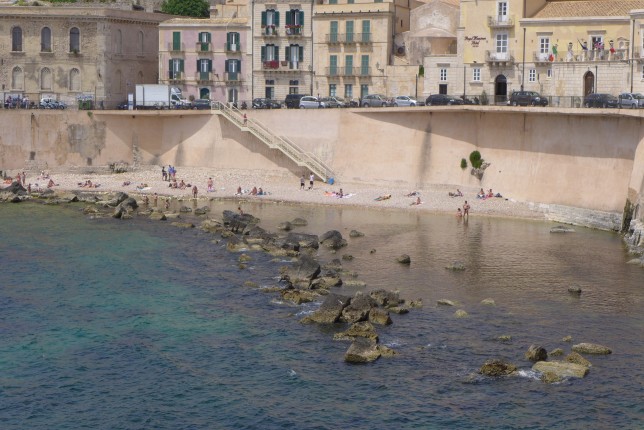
left=208, top=59, right=212, bottom=72
left=329, top=0, right=337, bottom=4
left=261, top=11, right=266, bottom=26
left=172, top=31, right=180, bottom=50
left=179, top=59, right=184, bottom=72
left=285, top=46, right=290, bottom=61
left=361, top=55, right=368, bottom=75
left=275, top=11, right=280, bottom=26
left=168, top=59, right=172, bottom=78
left=261, top=46, right=266, bottom=61
left=298, top=46, right=303, bottom=62
left=299, top=11, right=304, bottom=26
left=330, top=21, right=338, bottom=43
left=345, top=55, right=353, bottom=68
left=330, top=55, right=337, bottom=76
left=286, top=10, right=292, bottom=26
left=275, top=46, right=279, bottom=61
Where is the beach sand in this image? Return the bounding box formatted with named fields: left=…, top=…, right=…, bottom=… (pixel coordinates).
left=10, top=165, right=545, bottom=220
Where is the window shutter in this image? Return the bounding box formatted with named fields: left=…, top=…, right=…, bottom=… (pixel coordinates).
left=179, top=59, right=184, bottom=72
left=196, top=59, right=200, bottom=71
left=168, top=59, right=172, bottom=77
left=207, top=59, right=212, bottom=72
left=298, top=46, right=303, bottom=62
left=346, top=21, right=353, bottom=34
left=285, top=46, right=290, bottom=61
left=275, top=12, right=280, bottom=26
left=275, top=46, right=279, bottom=61
left=261, top=11, right=266, bottom=26
left=225, top=59, right=230, bottom=72
left=299, top=11, right=304, bottom=26
left=261, top=46, right=266, bottom=61
left=206, top=32, right=211, bottom=42
left=286, top=11, right=292, bottom=26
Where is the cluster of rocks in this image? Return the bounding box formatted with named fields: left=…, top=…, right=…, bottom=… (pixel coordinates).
left=479, top=339, right=613, bottom=384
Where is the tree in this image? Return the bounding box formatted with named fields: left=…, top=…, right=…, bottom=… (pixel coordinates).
left=161, top=0, right=209, bottom=18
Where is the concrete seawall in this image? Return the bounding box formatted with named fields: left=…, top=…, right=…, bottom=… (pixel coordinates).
left=0, top=107, right=642, bottom=230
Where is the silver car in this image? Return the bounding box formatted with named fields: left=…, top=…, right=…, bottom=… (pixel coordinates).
left=618, top=93, right=640, bottom=109
left=393, top=96, right=420, bottom=107
left=299, top=96, right=326, bottom=109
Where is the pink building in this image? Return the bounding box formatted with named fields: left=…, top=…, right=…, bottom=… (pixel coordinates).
left=159, top=6, right=250, bottom=104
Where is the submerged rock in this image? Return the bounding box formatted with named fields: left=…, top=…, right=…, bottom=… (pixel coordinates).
left=525, top=345, right=548, bottom=362
left=437, top=299, right=456, bottom=306
left=541, top=371, right=564, bottom=384
left=349, top=230, right=365, bottom=238
left=550, top=348, right=564, bottom=357
left=445, top=261, right=466, bottom=271
left=565, top=352, right=592, bottom=367
left=281, top=289, right=320, bottom=305
left=550, top=225, right=575, bottom=233
left=334, top=321, right=378, bottom=341
left=454, top=309, right=469, bottom=318
left=481, top=298, right=496, bottom=306
left=567, top=287, right=582, bottom=296
left=396, top=254, right=411, bottom=265
left=572, top=343, right=612, bottom=355
left=291, top=217, right=308, bottom=226
left=278, top=221, right=292, bottom=231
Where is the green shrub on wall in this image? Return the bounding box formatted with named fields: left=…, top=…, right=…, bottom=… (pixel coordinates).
left=469, top=151, right=483, bottom=169
left=460, top=158, right=467, bottom=169
left=480, top=91, right=489, bottom=106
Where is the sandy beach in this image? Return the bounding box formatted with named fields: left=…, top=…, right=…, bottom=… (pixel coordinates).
left=7, top=165, right=545, bottom=220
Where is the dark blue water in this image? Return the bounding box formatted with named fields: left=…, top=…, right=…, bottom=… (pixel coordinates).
left=0, top=202, right=642, bottom=429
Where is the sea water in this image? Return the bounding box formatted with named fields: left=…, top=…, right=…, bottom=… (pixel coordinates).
left=0, top=201, right=642, bottom=430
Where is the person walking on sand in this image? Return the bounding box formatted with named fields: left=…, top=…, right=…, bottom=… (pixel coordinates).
left=243, top=113, right=247, bottom=126
left=162, top=166, right=167, bottom=181
left=309, top=173, right=314, bottom=190
left=463, top=200, right=470, bottom=218
left=192, top=185, right=198, bottom=199
left=207, top=177, right=214, bottom=192
left=300, top=175, right=305, bottom=190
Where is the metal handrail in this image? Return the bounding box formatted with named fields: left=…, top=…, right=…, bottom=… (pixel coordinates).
left=211, top=102, right=335, bottom=181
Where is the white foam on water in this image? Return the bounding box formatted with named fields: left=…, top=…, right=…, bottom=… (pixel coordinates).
left=516, top=369, right=541, bottom=381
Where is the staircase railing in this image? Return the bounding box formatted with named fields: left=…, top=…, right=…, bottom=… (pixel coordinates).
left=211, top=102, right=335, bottom=182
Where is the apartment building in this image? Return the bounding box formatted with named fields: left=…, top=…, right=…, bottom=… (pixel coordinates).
left=158, top=2, right=252, bottom=103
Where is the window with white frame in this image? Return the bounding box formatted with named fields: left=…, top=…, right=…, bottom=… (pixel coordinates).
left=539, top=37, right=550, bottom=54
left=440, top=68, right=447, bottom=81
left=497, top=1, right=508, bottom=22
left=329, top=84, right=336, bottom=97
left=529, top=69, right=536, bottom=82
left=496, top=33, right=508, bottom=53
left=472, top=67, right=481, bottom=82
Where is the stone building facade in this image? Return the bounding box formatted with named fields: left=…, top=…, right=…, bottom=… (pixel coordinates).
left=158, top=2, right=252, bottom=103
left=0, top=6, right=166, bottom=108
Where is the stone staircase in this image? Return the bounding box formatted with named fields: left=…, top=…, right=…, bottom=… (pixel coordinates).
left=211, top=102, right=335, bottom=182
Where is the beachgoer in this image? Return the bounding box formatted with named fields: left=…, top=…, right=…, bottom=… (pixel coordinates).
left=300, top=175, right=305, bottom=190
left=258, top=187, right=264, bottom=195
left=47, top=179, right=55, bottom=188
left=477, top=188, right=485, bottom=199
left=21, top=171, right=25, bottom=186
left=27, top=183, right=31, bottom=194
left=487, top=189, right=494, bottom=198
left=238, top=206, right=244, bottom=215
left=309, top=173, right=314, bottom=190
left=243, top=113, right=247, bottom=126
left=338, top=188, right=344, bottom=198
left=165, top=199, right=170, bottom=210
left=463, top=200, right=470, bottom=217
left=456, top=208, right=463, bottom=217
left=192, top=185, right=198, bottom=198
left=250, top=186, right=258, bottom=196
left=153, top=193, right=158, bottom=206
left=179, top=180, right=186, bottom=190
left=142, top=195, right=149, bottom=205
left=410, top=197, right=421, bottom=206
left=207, top=177, right=214, bottom=192
left=236, top=185, right=242, bottom=195
left=162, top=166, right=167, bottom=181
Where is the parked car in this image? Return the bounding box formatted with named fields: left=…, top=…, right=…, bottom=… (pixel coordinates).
left=285, top=94, right=307, bottom=109
left=393, top=95, right=422, bottom=107
left=361, top=94, right=389, bottom=107
left=299, top=96, right=326, bottom=109
left=618, top=93, right=641, bottom=109
left=425, top=94, right=465, bottom=106
left=583, top=93, right=619, bottom=108
left=252, top=98, right=281, bottom=109
left=508, top=91, right=549, bottom=107
left=117, top=101, right=130, bottom=110
left=320, top=96, right=347, bottom=108
left=192, top=99, right=212, bottom=110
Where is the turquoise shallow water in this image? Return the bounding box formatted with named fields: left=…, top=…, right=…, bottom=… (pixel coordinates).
left=0, top=201, right=642, bottom=429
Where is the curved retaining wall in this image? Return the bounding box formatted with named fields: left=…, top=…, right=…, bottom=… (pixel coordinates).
left=0, top=107, right=643, bottom=229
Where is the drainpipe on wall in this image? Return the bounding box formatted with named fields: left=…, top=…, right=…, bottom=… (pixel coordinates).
left=310, top=0, right=314, bottom=96
left=251, top=0, right=255, bottom=101
left=631, top=17, right=635, bottom=93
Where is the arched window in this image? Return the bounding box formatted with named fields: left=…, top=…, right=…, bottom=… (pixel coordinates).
left=41, top=67, right=53, bottom=90
left=12, top=67, right=24, bottom=90
left=115, top=70, right=123, bottom=93
left=41, top=27, right=52, bottom=52
left=12, top=26, right=23, bottom=52
left=70, top=68, right=81, bottom=91
left=138, top=31, right=144, bottom=55
left=115, top=29, right=122, bottom=54
left=70, top=27, right=80, bottom=52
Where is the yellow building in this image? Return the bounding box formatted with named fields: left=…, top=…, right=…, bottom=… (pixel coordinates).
left=312, top=0, right=413, bottom=101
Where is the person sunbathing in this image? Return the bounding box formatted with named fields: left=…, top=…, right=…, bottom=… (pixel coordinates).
left=235, top=186, right=243, bottom=196
left=410, top=197, right=422, bottom=206
left=375, top=194, right=392, bottom=201
left=257, top=187, right=264, bottom=195
left=487, top=189, right=494, bottom=198
left=122, top=181, right=131, bottom=186
left=449, top=189, right=463, bottom=197
left=476, top=188, right=486, bottom=199
left=250, top=186, right=258, bottom=196
left=406, top=191, right=420, bottom=197
left=47, top=179, right=56, bottom=188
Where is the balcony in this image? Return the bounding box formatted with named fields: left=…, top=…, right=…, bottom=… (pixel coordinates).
left=195, top=42, right=212, bottom=53
left=285, top=25, right=303, bottom=37
left=195, top=72, right=215, bottom=83
left=261, top=25, right=279, bottom=37
left=326, top=67, right=358, bottom=77
left=485, top=50, right=514, bottom=66
left=224, top=72, right=243, bottom=83
left=633, top=48, right=644, bottom=62
left=168, top=72, right=184, bottom=82
left=487, top=15, right=514, bottom=28
left=225, top=42, right=241, bottom=53
left=562, top=48, right=629, bottom=62
left=167, top=42, right=185, bottom=53
left=357, top=33, right=371, bottom=44
left=263, top=61, right=304, bottom=72
left=533, top=51, right=554, bottom=65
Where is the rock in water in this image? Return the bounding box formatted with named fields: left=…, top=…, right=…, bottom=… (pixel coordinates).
left=369, top=289, right=402, bottom=307
left=481, top=298, right=496, bottom=306
left=396, top=254, right=411, bottom=265
left=344, top=338, right=381, bottom=363
left=278, top=221, right=292, bottom=231
left=286, top=254, right=321, bottom=284
left=572, top=343, right=612, bottom=355
left=454, top=309, right=469, bottom=318
left=291, top=217, right=308, bottom=226
left=567, top=287, right=582, bottom=296
left=349, top=230, right=364, bottom=238
left=525, top=344, right=548, bottom=362
left=479, top=359, right=517, bottom=376
left=550, top=225, right=575, bottom=233
left=532, top=361, right=589, bottom=379
left=445, top=261, right=466, bottom=271
left=565, top=352, right=592, bottom=367
left=319, top=230, right=347, bottom=249
left=333, top=321, right=379, bottom=341
left=437, top=299, right=456, bottom=306
left=368, top=308, right=392, bottom=325
left=541, top=371, right=564, bottom=384
left=302, top=293, right=351, bottom=324
left=341, top=292, right=377, bottom=323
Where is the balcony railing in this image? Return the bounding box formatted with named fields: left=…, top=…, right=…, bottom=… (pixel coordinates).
left=485, top=50, right=514, bottom=64
left=263, top=61, right=303, bottom=71
left=168, top=42, right=185, bottom=52
left=225, top=42, right=241, bottom=53
left=487, top=15, right=514, bottom=28
left=285, top=25, right=303, bottom=36
left=533, top=51, right=554, bottom=64
left=326, top=67, right=360, bottom=77
left=262, top=25, right=279, bottom=37
left=326, top=33, right=369, bottom=44
left=168, top=72, right=184, bottom=81
left=559, top=48, right=629, bottom=62
left=225, top=72, right=242, bottom=83
left=196, top=42, right=212, bottom=53
left=195, top=72, right=215, bottom=82
left=263, top=60, right=279, bottom=69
